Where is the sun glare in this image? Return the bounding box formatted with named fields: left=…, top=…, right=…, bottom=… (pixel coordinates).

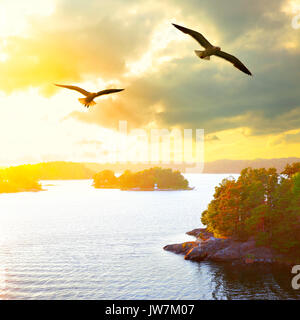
left=0, top=0, right=56, bottom=37
left=282, top=0, right=300, bottom=14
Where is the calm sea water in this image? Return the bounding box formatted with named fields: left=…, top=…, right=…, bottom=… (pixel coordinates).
left=0, top=174, right=299, bottom=300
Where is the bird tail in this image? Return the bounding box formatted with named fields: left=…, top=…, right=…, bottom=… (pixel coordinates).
left=195, top=50, right=210, bottom=60
left=78, top=98, right=96, bottom=108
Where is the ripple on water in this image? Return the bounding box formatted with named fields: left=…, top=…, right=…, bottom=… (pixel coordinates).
left=0, top=176, right=299, bottom=300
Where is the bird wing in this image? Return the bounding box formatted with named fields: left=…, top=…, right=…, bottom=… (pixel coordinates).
left=54, top=84, right=90, bottom=96
left=172, top=23, right=213, bottom=49
left=214, top=51, right=252, bottom=76
left=95, top=88, right=125, bottom=97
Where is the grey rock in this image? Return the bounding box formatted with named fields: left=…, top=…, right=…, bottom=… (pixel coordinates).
left=210, top=243, right=241, bottom=261
left=163, top=242, right=198, bottom=255
left=184, top=246, right=207, bottom=261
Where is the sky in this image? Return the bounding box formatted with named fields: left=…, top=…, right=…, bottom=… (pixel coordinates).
left=0, top=0, right=300, bottom=165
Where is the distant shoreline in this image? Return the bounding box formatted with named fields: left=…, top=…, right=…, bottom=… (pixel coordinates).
left=94, top=186, right=194, bottom=191
left=0, top=187, right=43, bottom=195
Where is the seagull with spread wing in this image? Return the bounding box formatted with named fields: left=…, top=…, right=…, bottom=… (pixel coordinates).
left=54, top=84, right=125, bottom=108
left=172, top=23, right=252, bottom=76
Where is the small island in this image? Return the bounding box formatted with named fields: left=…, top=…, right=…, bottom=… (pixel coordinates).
left=93, top=167, right=192, bottom=191
left=164, top=163, right=300, bottom=265
left=0, top=166, right=42, bottom=194
left=0, top=161, right=99, bottom=194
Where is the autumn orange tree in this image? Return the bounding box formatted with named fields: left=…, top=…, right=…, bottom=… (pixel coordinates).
left=202, top=165, right=300, bottom=253
left=281, top=162, right=300, bottom=177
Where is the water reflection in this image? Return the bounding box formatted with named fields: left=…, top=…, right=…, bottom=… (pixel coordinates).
left=197, top=262, right=299, bottom=300
left=0, top=176, right=299, bottom=300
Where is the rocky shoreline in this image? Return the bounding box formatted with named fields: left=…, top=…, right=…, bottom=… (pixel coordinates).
left=164, top=228, right=299, bottom=266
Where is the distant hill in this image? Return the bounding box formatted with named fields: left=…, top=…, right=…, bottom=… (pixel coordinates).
left=4, top=162, right=95, bottom=180
left=202, top=158, right=300, bottom=174
left=84, top=158, right=300, bottom=174
left=84, top=162, right=192, bottom=174
left=2, top=158, right=300, bottom=182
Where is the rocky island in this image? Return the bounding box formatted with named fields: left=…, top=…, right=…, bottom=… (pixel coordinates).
left=165, top=164, right=300, bottom=266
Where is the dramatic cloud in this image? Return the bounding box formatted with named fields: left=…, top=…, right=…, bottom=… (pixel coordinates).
left=1, top=0, right=300, bottom=164
left=58, top=0, right=300, bottom=138
left=0, top=0, right=167, bottom=94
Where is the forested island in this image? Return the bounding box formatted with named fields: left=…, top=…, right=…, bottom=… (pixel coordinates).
left=0, top=162, right=95, bottom=194
left=0, top=167, right=42, bottom=193
left=93, top=167, right=191, bottom=191
left=0, top=163, right=191, bottom=193
left=165, top=162, right=300, bottom=265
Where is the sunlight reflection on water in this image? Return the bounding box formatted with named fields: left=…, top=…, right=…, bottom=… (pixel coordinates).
left=0, top=174, right=299, bottom=300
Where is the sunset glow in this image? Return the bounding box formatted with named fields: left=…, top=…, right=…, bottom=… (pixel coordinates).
left=0, top=0, right=300, bottom=166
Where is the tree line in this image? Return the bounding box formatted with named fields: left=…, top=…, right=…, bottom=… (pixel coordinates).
left=93, top=167, right=190, bottom=190
left=201, top=162, right=300, bottom=254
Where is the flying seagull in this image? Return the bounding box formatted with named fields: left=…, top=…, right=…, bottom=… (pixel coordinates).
left=172, top=23, right=252, bottom=76
left=54, top=84, right=125, bottom=108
